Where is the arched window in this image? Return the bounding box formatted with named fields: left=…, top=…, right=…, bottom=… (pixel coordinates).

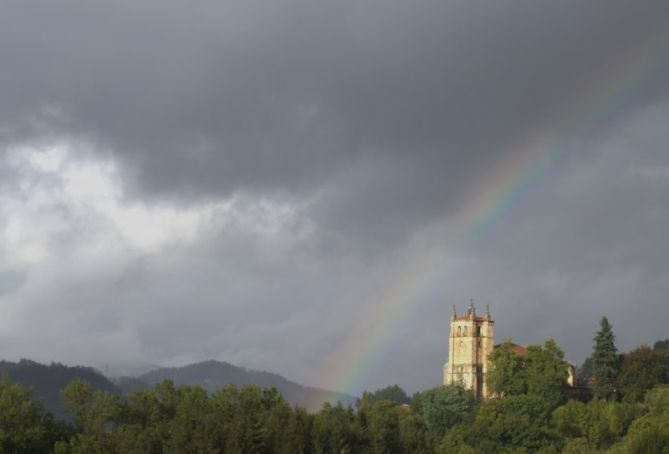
left=457, top=326, right=461, bottom=336
left=464, top=326, right=468, bottom=336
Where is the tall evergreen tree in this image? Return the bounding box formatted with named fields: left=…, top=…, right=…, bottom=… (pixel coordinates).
left=592, top=316, right=620, bottom=400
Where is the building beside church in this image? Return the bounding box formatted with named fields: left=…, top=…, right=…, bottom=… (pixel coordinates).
left=443, top=302, right=494, bottom=400
left=443, top=302, right=575, bottom=400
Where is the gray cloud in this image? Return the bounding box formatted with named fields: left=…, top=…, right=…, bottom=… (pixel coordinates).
left=2, top=1, right=667, bottom=202
left=1, top=1, right=669, bottom=393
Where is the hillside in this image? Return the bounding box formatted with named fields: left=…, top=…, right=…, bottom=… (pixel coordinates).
left=119, top=360, right=356, bottom=411
left=0, top=359, right=119, bottom=419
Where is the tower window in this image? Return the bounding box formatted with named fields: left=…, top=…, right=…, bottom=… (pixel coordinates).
left=464, top=326, right=468, bottom=336
left=477, top=326, right=481, bottom=336
left=457, top=326, right=461, bottom=336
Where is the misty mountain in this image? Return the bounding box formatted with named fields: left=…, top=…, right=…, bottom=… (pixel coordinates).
left=119, top=360, right=356, bottom=411
left=0, top=359, right=119, bottom=419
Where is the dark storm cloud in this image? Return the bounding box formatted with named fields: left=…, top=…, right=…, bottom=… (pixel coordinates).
left=2, top=0, right=668, bottom=210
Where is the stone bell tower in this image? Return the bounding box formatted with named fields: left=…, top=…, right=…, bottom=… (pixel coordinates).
left=443, top=301, right=495, bottom=399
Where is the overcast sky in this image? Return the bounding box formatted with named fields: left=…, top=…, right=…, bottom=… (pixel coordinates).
left=1, top=0, right=669, bottom=394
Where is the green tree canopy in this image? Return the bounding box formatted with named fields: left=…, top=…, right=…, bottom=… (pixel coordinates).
left=360, top=384, right=410, bottom=406
left=313, top=402, right=364, bottom=454
left=443, top=394, right=559, bottom=453
left=525, top=339, right=569, bottom=408
left=551, top=397, right=645, bottom=451
left=397, top=412, right=432, bottom=454
left=487, top=339, right=569, bottom=409
left=365, top=400, right=403, bottom=454
left=617, top=346, right=669, bottom=402
left=0, top=375, right=65, bottom=453
left=411, top=384, right=477, bottom=440
left=616, top=387, right=669, bottom=454
left=654, top=339, right=669, bottom=351
left=486, top=341, right=528, bottom=396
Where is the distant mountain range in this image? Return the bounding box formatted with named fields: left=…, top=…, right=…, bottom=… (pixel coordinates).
left=117, top=360, right=356, bottom=411
left=0, top=358, right=356, bottom=417
left=0, top=359, right=118, bottom=419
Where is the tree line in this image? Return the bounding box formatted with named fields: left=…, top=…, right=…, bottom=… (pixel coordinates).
left=0, top=317, right=667, bottom=453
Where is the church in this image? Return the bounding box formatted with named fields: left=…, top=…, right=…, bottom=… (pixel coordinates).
left=443, top=302, right=494, bottom=400
left=443, top=302, right=575, bottom=400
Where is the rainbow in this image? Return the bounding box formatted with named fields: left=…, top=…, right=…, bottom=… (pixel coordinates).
left=309, top=33, right=669, bottom=407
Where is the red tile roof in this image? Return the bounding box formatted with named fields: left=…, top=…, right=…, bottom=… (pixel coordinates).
left=510, top=344, right=528, bottom=355
left=493, top=343, right=528, bottom=355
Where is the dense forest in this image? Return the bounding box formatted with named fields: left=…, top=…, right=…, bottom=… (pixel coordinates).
left=1, top=318, right=668, bottom=453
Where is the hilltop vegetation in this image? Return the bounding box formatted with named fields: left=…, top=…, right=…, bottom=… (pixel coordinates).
left=121, top=360, right=356, bottom=411
left=0, top=360, right=118, bottom=419
left=0, top=319, right=667, bottom=453
left=0, top=359, right=355, bottom=418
